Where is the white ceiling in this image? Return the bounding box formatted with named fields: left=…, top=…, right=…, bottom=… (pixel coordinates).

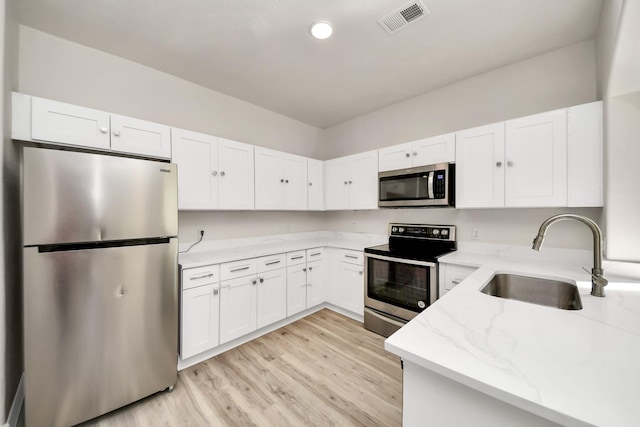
left=18, top=0, right=603, bottom=128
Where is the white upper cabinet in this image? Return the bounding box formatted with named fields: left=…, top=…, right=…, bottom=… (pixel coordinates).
left=171, top=128, right=218, bottom=210
left=325, top=150, right=378, bottom=210
left=307, top=158, right=324, bottom=210
left=14, top=93, right=171, bottom=158
left=254, top=147, right=308, bottom=210
left=378, top=133, right=455, bottom=171
left=110, top=114, right=171, bottom=159
left=567, top=101, right=603, bottom=207
left=504, top=109, right=567, bottom=207
left=29, top=95, right=111, bottom=150
left=218, top=138, right=255, bottom=210
left=456, top=122, right=506, bottom=208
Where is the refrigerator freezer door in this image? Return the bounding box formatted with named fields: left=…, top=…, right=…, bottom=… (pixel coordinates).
left=23, top=239, right=178, bottom=427
left=23, top=147, right=177, bottom=246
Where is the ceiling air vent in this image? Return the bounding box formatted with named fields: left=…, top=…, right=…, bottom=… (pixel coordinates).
left=378, top=1, right=430, bottom=34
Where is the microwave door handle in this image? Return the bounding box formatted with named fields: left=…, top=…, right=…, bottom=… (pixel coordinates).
left=427, top=171, right=435, bottom=199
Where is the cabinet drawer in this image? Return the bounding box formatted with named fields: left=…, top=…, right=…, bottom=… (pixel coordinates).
left=339, top=249, right=363, bottom=265
left=257, top=253, right=286, bottom=273
left=306, top=247, right=325, bottom=261
left=287, top=250, right=307, bottom=266
left=182, top=264, right=219, bottom=291
left=220, top=258, right=258, bottom=281
left=444, top=264, right=477, bottom=291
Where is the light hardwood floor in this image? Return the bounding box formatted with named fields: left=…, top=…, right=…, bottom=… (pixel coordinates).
left=80, top=309, right=403, bottom=426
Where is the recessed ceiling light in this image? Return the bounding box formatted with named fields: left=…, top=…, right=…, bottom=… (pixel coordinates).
left=310, top=21, right=333, bottom=40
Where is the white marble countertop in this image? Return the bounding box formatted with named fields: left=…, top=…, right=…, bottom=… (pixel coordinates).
left=178, top=231, right=387, bottom=269
left=386, top=246, right=640, bottom=427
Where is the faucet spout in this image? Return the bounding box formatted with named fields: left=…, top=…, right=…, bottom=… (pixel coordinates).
left=532, top=214, right=607, bottom=297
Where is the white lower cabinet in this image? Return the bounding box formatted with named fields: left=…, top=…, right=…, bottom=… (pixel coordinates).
left=220, top=275, right=258, bottom=344
left=306, top=260, right=325, bottom=308
left=328, top=249, right=364, bottom=316
left=181, top=284, right=220, bottom=359
left=256, top=268, right=287, bottom=329
left=287, top=249, right=326, bottom=316
left=439, top=263, right=478, bottom=297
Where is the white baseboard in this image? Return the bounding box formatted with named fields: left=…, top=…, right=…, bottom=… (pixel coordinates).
left=2, top=373, right=24, bottom=427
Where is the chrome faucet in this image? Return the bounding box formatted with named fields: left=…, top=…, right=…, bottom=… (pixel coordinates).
left=532, top=214, right=607, bottom=297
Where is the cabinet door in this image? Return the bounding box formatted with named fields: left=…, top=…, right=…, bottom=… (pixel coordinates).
left=412, top=133, right=455, bottom=166
left=324, top=157, right=350, bottom=210
left=440, top=264, right=477, bottom=297
left=338, top=262, right=364, bottom=316
left=349, top=150, right=379, bottom=210
left=219, top=276, right=257, bottom=344
left=283, top=153, right=308, bottom=210
left=307, top=159, right=324, bottom=210
left=456, top=123, right=505, bottom=208
left=181, top=284, right=220, bottom=359
left=218, top=138, right=255, bottom=210
left=254, top=147, right=284, bottom=210
left=31, top=96, right=110, bottom=150
left=171, top=128, right=218, bottom=210
left=505, top=109, right=567, bottom=207
left=567, top=101, right=603, bottom=207
left=256, top=269, right=287, bottom=329
left=286, top=265, right=307, bottom=317
left=306, top=260, right=325, bottom=308
left=378, top=142, right=412, bottom=172
left=110, top=114, right=171, bottom=159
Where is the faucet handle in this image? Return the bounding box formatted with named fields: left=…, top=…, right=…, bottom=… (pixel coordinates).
left=582, top=267, right=608, bottom=295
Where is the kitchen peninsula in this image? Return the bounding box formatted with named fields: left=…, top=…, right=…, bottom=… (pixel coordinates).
left=386, top=246, right=640, bottom=427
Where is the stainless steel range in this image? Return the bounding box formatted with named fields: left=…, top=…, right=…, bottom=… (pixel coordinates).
left=364, top=223, right=456, bottom=337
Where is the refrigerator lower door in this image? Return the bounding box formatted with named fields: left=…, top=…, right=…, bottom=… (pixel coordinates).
left=23, top=239, right=178, bottom=427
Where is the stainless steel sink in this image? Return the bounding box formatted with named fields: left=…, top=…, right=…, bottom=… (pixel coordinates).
left=480, top=274, right=583, bottom=310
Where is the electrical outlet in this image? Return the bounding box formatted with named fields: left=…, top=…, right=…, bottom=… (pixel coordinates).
left=472, top=228, right=480, bottom=240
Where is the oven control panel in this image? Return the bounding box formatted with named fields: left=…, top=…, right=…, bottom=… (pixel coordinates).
left=389, top=223, right=456, bottom=241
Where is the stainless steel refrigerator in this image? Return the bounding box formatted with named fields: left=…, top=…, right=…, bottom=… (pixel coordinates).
left=22, top=147, right=179, bottom=427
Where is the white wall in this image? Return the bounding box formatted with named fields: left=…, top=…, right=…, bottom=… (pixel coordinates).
left=596, top=0, right=625, bottom=98
left=321, top=40, right=597, bottom=159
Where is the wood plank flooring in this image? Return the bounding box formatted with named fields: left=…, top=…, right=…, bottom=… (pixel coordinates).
left=80, top=309, right=403, bottom=426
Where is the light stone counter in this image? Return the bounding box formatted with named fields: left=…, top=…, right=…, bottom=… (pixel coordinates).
left=386, top=244, right=640, bottom=427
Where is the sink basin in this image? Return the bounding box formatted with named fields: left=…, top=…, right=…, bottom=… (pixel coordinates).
left=480, top=273, right=583, bottom=310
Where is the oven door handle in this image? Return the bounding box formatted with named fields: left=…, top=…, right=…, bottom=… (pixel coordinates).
left=364, top=252, right=436, bottom=267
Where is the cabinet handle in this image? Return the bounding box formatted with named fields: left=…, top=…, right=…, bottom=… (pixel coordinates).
left=252, top=279, right=257, bottom=285
left=230, top=266, right=250, bottom=272
left=345, top=254, right=358, bottom=259
left=213, top=289, right=219, bottom=295
left=496, top=161, right=502, bottom=167
left=359, top=271, right=363, bottom=275
left=344, top=181, right=348, bottom=185
left=309, top=252, right=321, bottom=257
left=405, top=153, right=410, bottom=158
left=507, top=160, right=514, bottom=167
left=348, top=180, right=352, bottom=184
left=309, top=182, right=313, bottom=186
left=212, top=171, right=218, bottom=176
left=99, top=127, right=108, bottom=134
left=259, top=277, right=264, bottom=283
left=190, top=272, right=214, bottom=280
left=307, top=282, right=312, bottom=286
left=281, top=179, right=284, bottom=183
left=285, top=179, right=289, bottom=183
left=413, top=151, right=418, bottom=156
left=308, top=266, right=313, bottom=271
left=265, top=260, right=281, bottom=266
left=291, top=255, right=304, bottom=260
left=451, top=279, right=462, bottom=285
left=113, top=130, right=121, bottom=137
left=303, top=267, right=307, bottom=272
left=220, top=171, right=226, bottom=176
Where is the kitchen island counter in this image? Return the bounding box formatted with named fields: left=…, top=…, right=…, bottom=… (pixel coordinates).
left=386, top=247, right=640, bottom=427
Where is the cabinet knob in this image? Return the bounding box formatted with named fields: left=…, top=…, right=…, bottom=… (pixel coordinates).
left=344, top=181, right=348, bottom=185
left=348, top=180, right=352, bottom=184
left=213, top=289, right=219, bottom=295
left=496, top=161, right=502, bottom=167
left=113, top=130, right=121, bottom=137
left=99, top=127, right=108, bottom=134
left=252, top=279, right=257, bottom=285
left=359, top=270, right=363, bottom=275
left=285, top=179, right=289, bottom=183
left=220, top=171, right=226, bottom=176
left=413, top=152, right=418, bottom=156
left=309, top=266, right=313, bottom=271
left=405, top=153, right=410, bottom=158
left=309, top=182, right=313, bottom=186
left=259, top=277, right=264, bottom=283
left=281, top=179, right=284, bottom=183
left=212, top=171, right=218, bottom=176
left=507, top=160, right=514, bottom=167
left=303, top=267, right=307, bottom=272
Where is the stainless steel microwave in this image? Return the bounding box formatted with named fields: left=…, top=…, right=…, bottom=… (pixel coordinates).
left=378, top=163, right=455, bottom=208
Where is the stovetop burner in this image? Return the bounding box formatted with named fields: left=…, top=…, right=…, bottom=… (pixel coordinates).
left=364, top=223, right=456, bottom=262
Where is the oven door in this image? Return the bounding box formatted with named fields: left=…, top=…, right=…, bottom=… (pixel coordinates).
left=364, top=253, right=437, bottom=322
